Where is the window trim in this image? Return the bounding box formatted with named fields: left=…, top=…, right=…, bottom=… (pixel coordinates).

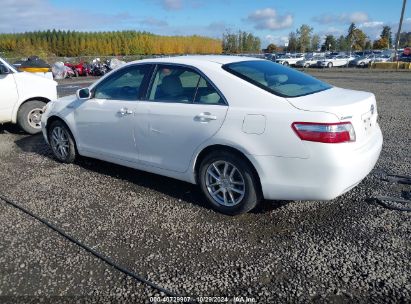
left=145, top=63, right=228, bottom=106
left=91, top=64, right=154, bottom=101
left=222, top=60, right=331, bottom=98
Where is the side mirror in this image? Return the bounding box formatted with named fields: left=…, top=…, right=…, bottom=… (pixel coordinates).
left=0, top=64, right=10, bottom=75
left=76, top=88, right=91, bottom=100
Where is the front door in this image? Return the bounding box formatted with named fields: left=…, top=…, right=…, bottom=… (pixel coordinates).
left=0, top=63, right=18, bottom=123
left=74, top=64, right=151, bottom=162
left=136, top=64, right=228, bottom=172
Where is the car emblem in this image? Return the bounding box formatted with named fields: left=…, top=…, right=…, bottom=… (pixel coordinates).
left=370, top=104, right=375, bottom=115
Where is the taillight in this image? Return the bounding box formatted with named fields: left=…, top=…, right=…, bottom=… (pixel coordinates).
left=292, top=122, right=356, bottom=143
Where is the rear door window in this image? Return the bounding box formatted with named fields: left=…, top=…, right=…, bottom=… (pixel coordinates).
left=223, top=60, right=332, bottom=98
left=148, top=65, right=224, bottom=104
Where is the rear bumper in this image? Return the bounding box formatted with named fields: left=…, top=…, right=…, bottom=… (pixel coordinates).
left=252, top=124, right=383, bottom=201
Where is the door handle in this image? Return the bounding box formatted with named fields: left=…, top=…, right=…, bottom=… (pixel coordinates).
left=118, top=108, right=133, bottom=116
left=195, top=112, right=217, bottom=122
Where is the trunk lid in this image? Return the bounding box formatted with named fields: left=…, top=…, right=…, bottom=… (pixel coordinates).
left=287, top=87, right=378, bottom=146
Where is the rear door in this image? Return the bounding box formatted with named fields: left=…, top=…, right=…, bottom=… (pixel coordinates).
left=135, top=64, right=228, bottom=172
left=0, top=62, right=18, bottom=123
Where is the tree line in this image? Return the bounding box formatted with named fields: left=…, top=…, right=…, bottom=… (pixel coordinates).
left=222, top=31, right=261, bottom=53
left=266, top=23, right=409, bottom=53
left=0, top=30, right=223, bottom=57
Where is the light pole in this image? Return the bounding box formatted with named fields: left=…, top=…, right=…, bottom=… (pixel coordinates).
left=394, top=0, right=407, bottom=60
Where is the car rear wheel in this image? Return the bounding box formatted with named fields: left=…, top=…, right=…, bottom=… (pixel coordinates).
left=48, top=120, right=77, bottom=163
left=17, top=100, right=46, bottom=134
left=283, top=61, right=289, bottom=66
left=199, top=151, right=261, bottom=215
left=327, top=62, right=333, bottom=68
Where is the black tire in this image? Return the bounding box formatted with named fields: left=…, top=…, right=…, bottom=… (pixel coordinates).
left=283, top=61, right=289, bottom=66
left=47, top=120, right=77, bottom=163
left=327, top=62, right=333, bottom=68
left=199, top=151, right=261, bottom=215
left=17, top=100, right=46, bottom=134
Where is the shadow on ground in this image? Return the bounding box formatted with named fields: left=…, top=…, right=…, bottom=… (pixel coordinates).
left=0, top=123, right=25, bottom=135
left=13, top=133, right=289, bottom=214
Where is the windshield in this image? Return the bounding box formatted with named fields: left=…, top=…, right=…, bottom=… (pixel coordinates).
left=223, top=60, right=331, bottom=98
left=0, top=57, right=17, bottom=72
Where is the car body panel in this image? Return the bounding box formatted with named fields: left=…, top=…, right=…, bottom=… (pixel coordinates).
left=0, top=57, right=57, bottom=124
left=42, top=55, right=383, bottom=202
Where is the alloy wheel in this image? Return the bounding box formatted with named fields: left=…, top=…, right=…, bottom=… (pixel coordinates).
left=50, top=126, right=70, bottom=160
left=205, top=160, right=245, bottom=206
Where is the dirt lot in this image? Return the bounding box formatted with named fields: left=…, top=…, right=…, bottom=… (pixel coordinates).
left=0, top=70, right=410, bottom=303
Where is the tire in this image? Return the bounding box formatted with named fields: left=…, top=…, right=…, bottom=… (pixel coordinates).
left=199, top=151, right=261, bottom=215
left=283, top=61, right=289, bottom=66
left=47, top=120, right=77, bottom=163
left=304, top=63, right=310, bottom=68
left=17, top=100, right=46, bottom=134
left=359, top=62, right=365, bottom=68
left=327, top=62, right=333, bottom=68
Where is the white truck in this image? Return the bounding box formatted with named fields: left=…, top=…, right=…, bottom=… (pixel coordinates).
left=0, top=57, right=57, bottom=134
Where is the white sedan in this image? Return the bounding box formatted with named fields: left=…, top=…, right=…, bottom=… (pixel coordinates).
left=0, top=57, right=57, bottom=133
left=41, top=56, right=382, bottom=215
left=296, top=56, right=324, bottom=68
left=317, top=55, right=350, bottom=68
left=276, top=55, right=305, bottom=66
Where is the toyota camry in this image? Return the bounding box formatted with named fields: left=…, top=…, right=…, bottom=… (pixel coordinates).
left=41, top=56, right=383, bottom=215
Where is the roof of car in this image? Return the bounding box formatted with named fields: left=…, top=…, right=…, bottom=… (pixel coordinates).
left=135, top=55, right=262, bottom=66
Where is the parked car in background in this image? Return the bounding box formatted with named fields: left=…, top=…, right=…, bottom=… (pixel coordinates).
left=41, top=55, right=382, bottom=215
left=64, top=62, right=91, bottom=77
left=264, top=53, right=277, bottom=61
left=0, top=57, right=57, bottom=134
left=317, top=55, right=350, bottom=68
left=372, top=54, right=391, bottom=63
left=296, top=56, right=324, bottom=68
left=276, top=54, right=305, bottom=66
left=352, top=55, right=376, bottom=67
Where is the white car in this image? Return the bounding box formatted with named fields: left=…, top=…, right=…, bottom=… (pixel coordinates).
left=296, top=56, right=324, bottom=68
left=0, top=57, right=57, bottom=134
left=276, top=55, right=305, bottom=66
left=353, top=55, right=377, bottom=67
left=41, top=56, right=382, bottom=215
left=317, top=55, right=350, bottom=68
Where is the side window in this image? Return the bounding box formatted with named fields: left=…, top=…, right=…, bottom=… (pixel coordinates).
left=94, top=65, right=149, bottom=101
left=148, top=65, right=200, bottom=103
left=194, top=77, right=224, bottom=105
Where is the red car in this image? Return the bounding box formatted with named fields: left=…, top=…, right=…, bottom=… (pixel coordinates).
left=64, top=62, right=91, bottom=76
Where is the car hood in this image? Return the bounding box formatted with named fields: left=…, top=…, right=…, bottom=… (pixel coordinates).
left=17, top=71, right=57, bottom=86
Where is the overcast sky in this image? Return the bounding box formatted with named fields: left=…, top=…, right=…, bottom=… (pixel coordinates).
left=1, top=0, right=410, bottom=46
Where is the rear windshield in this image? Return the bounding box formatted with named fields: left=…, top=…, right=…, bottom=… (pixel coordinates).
left=222, top=60, right=332, bottom=98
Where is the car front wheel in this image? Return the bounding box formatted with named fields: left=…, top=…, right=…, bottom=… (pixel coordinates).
left=199, top=151, right=261, bottom=215
left=327, top=62, right=333, bottom=68
left=48, top=120, right=77, bottom=163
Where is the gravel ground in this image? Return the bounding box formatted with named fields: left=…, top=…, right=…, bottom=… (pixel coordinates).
left=0, top=70, right=410, bottom=303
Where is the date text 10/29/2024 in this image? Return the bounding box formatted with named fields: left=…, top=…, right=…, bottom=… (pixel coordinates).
left=149, top=296, right=257, bottom=303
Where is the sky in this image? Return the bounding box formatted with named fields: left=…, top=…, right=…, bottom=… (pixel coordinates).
left=1, top=0, right=410, bottom=47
